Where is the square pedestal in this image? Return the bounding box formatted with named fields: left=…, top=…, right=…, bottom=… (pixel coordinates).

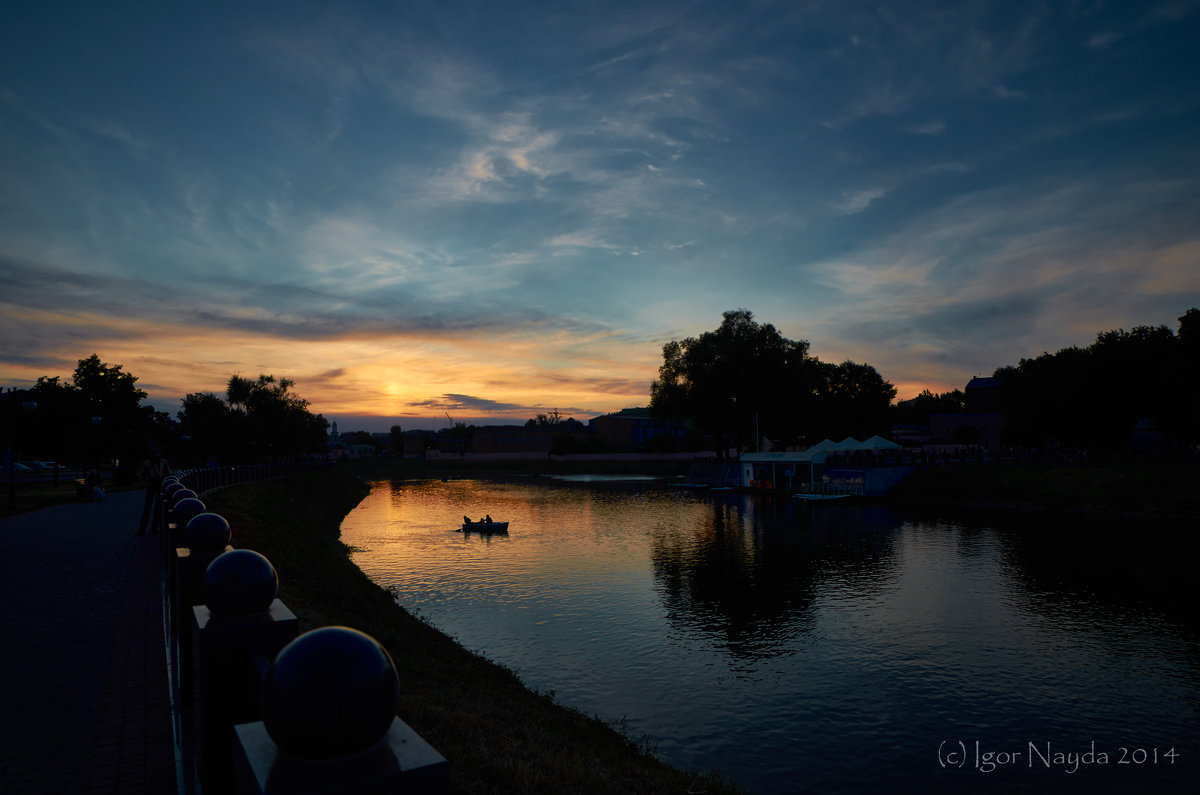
left=234, top=717, right=448, bottom=794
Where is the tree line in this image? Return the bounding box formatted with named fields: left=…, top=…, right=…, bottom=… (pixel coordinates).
left=7, top=307, right=1195, bottom=475
left=178, top=374, right=329, bottom=463
left=2, top=356, right=328, bottom=480
left=994, top=308, right=1199, bottom=452
left=650, top=307, right=1200, bottom=456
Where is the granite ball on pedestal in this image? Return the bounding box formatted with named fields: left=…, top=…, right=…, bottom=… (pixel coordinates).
left=185, top=512, right=231, bottom=551
left=203, top=549, right=278, bottom=616
left=261, top=626, right=400, bottom=760
left=171, top=497, right=207, bottom=530
left=163, top=481, right=186, bottom=500
left=170, top=488, right=198, bottom=506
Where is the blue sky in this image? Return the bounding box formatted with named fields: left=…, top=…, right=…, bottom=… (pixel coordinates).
left=2, top=1, right=1198, bottom=430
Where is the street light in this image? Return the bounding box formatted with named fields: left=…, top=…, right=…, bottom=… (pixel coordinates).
left=6, top=400, right=37, bottom=510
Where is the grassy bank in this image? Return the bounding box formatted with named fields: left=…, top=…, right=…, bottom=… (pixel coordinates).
left=334, top=457, right=694, bottom=481
left=204, top=469, right=742, bottom=795
left=0, top=477, right=139, bottom=520
left=889, top=460, right=1200, bottom=520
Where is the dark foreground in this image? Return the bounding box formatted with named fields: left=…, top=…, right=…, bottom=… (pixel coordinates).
left=204, top=470, right=743, bottom=795
left=0, top=492, right=175, bottom=794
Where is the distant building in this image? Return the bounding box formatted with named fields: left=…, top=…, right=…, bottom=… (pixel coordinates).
left=471, top=425, right=556, bottom=454
left=402, top=430, right=439, bottom=458
left=589, top=408, right=688, bottom=452
left=963, top=376, right=1004, bottom=413
left=890, top=423, right=931, bottom=447
left=928, top=376, right=1005, bottom=451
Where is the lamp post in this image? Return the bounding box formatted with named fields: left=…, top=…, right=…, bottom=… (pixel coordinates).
left=6, top=400, right=37, bottom=510
left=89, top=415, right=103, bottom=480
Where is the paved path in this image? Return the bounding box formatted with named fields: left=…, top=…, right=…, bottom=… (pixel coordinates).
left=0, top=491, right=176, bottom=794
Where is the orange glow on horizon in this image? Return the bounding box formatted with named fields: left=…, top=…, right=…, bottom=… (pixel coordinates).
left=4, top=306, right=998, bottom=428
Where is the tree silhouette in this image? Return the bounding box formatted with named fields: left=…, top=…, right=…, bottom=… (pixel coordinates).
left=995, top=309, right=1200, bottom=451
left=177, top=373, right=328, bottom=462
left=650, top=309, right=894, bottom=451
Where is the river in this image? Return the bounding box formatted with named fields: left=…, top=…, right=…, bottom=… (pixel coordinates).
left=339, top=476, right=1199, bottom=793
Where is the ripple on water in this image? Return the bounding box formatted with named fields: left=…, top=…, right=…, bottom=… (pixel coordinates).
left=342, top=479, right=1200, bottom=794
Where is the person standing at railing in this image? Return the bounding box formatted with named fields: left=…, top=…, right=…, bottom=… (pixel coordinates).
left=135, top=451, right=171, bottom=536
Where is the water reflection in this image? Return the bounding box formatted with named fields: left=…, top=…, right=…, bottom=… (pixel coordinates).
left=340, top=479, right=1200, bottom=794
left=651, top=494, right=903, bottom=659
left=993, top=516, right=1200, bottom=626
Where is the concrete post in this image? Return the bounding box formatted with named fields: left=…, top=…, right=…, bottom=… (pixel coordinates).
left=233, top=627, right=448, bottom=794
left=194, top=549, right=298, bottom=793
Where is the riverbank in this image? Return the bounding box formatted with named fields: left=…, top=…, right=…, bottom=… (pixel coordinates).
left=343, top=455, right=1200, bottom=521
left=204, top=469, right=743, bottom=795
left=888, top=460, right=1200, bottom=521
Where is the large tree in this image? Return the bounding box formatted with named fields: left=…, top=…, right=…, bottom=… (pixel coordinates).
left=652, top=310, right=821, bottom=453
left=651, top=310, right=897, bottom=451
left=178, top=392, right=239, bottom=463
left=814, top=359, right=897, bottom=441
left=177, top=373, right=328, bottom=462
left=226, top=374, right=328, bottom=460
left=17, top=355, right=164, bottom=473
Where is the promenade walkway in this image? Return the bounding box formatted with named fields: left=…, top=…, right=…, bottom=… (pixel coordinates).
left=0, top=491, right=176, bottom=794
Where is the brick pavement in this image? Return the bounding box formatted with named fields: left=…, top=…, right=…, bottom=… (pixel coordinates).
left=0, top=491, right=177, bottom=795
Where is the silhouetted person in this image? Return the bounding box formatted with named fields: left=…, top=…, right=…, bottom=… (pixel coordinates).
left=84, top=469, right=105, bottom=501
left=136, top=451, right=170, bottom=535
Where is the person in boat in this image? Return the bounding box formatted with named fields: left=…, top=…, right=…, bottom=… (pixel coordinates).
left=485, top=514, right=493, bottom=523
left=464, top=515, right=471, bottom=524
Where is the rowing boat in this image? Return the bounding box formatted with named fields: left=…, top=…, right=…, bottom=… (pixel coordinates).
left=462, top=520, right=509, bottom=533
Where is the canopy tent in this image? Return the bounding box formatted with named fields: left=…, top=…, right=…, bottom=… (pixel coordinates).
left=742, top=434, right=907, bottom=494
left=803, top=436, right=901, bottom=454
left=859, top=435, right=902, bottom=450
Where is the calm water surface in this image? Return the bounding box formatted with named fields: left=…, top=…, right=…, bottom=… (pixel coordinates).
left=340, top=477, right=1199, bottom=793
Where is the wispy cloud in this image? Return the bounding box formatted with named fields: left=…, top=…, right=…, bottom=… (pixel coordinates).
left=407, top=393, right=530, bottom=414
left=3, top=0, right=1197, bottom=417
left=906, top=120, right=947, bottom=135
left=831, top=188, right=889, bottom=215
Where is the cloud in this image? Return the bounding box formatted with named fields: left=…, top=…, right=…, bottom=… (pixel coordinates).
left=807, top=170, right=1200, bottom=386
left=993, top=84, right=1028, bottom=100
left=906, top=120, right=947, bottom=135
left=407, top=393, right=532, bottom=414
left=545, top=230, right=619, bottom=251
left=4, top=1, right=1198, bottom=413
left=832, top=188, right=888, bottom=215
left=1087, top=32, right=1122, bottom=48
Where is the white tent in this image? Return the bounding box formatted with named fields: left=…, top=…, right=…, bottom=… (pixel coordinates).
left=859, top=435, right=901, bottom=450
left=835, top=437, right=860, bottom=451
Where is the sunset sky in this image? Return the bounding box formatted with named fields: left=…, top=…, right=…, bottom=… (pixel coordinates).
left=2, top=1, right=1198, bottom=431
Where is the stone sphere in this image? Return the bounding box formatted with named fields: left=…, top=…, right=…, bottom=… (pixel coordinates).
left=163, top=481, right=186, bottom=499
left=203, top=549, right=278, bottom=616
left=170, top=488, right=198, bottom=506
left=171, top=497, right=206, bottom=528
left=261, top=626, right=400, bottom=759
left=185, top=512, right=231, bottom=551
